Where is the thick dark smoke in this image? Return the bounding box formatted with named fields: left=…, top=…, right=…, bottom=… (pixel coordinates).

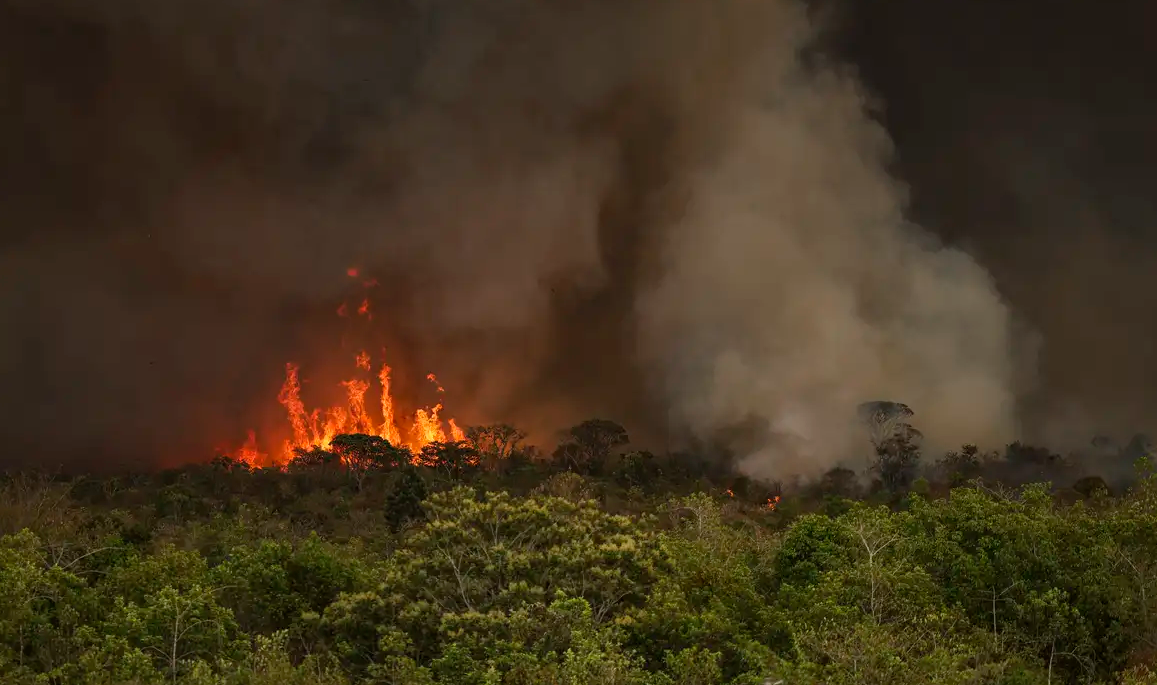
left=0, top=0, right=1151, bottom=473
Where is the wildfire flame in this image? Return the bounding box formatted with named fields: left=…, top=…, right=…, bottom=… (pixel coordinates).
left=234, top=430, right=265, bottom=466
left=230, top=266, right=468, bottom=467
left=378, top=364, right=403, bottom=447
left=766, top=495, right=781, bottom=511
left=266, top=351, right=466, bottom=465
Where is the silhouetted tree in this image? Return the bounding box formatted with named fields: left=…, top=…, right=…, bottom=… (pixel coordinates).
left=330, top=433, right=411, bottom=490
left=859, top=401, right=922, bottom=492
left=288, top=446, right=341, bottom=471
left=209, top=453, right=251, bottom=475
left=818, top=466, right=860, bottom=499
left=613, top=451, right=662, bottom=489
left=419, top=441, right=480, bottom=481
left=466, top=424, right=527, bottom=471
left=858, top=401, right=920, bottom=449
left=386, top=467, right=428, bottom=532
left=939, top=444, right=986, bottom=486
left=873, top=435, right=921, bottom=492
left=553, top=419, right=629, bottom=476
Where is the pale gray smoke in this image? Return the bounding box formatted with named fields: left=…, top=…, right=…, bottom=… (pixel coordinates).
left=0, top=0, right=1029, bottom=469
left=626, top=8, right=1023, bottom=476
left=166, top=0, right=1027, bottom=467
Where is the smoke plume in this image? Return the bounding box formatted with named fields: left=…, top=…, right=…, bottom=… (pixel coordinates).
left=1, top=0, right=1032, bottom=472
left=630, top=44, right=1020, bottom=477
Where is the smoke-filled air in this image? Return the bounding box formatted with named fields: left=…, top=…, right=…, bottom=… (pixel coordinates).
left=3, top=0, right=1027, bottom=474
left=10, top=4, right=1157, bottom=682
left=5, top=0, right=1112, bottom=476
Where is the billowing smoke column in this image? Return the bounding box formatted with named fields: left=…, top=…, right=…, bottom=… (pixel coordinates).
left=632, top=57, right=1021, bottom=475
left=0, top=0, right=1024, bottom=473
left=356, top=0, right=1022, bottom=475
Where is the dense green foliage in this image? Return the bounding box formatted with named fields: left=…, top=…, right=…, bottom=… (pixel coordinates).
left=3, top=420, right=1157, bottom=684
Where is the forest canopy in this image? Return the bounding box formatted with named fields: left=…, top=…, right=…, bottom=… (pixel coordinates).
left=2, top=417, right=1157, bottom=684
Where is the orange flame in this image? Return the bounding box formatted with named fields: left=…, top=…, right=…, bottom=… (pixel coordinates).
left=341, top=378, right=375, bottom=434
left=766, top=495, right=781, bottom=511
left=413, top=403, right=448, bottom=445
left=248, top=351, right=465, bottom=465
left=726, top=489, right=735, bottom=498
left=378, top=364, right=403, bottom=447
left=448, top=418, right=466, bottom=442
left=232, top=267, right=469, bottom=466
left=278, top=363, right=313, bottom=449
left=235, top=430, right=265, bottom=467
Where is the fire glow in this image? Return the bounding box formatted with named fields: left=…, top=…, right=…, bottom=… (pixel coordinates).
left=273, top=353, right=465, bottom=464
left=231, top=268, right=467, bottom=467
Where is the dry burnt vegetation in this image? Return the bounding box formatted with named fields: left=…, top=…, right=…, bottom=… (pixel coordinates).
left=3, top=418, right=1157, bottom=685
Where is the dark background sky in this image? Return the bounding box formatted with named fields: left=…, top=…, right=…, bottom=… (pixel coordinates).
left=832, top=0, right=1157, bottom=442
left=1, top=0, right=1155, bottom=470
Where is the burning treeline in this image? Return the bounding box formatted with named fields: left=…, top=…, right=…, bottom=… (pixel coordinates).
left=234, top=269, right=468, bottom=467
left=0, top=0, right=1043, bottom=478
left=272, top=355, right=465, bottom=463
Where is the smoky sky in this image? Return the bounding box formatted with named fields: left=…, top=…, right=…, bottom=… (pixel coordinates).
left=1, top=0, right=1154, bottom=473
left=830, top=0, right=1157, bottom=448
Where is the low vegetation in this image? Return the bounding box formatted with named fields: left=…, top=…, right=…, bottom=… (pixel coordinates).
left=2, top=417, right=1157, bottom=684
